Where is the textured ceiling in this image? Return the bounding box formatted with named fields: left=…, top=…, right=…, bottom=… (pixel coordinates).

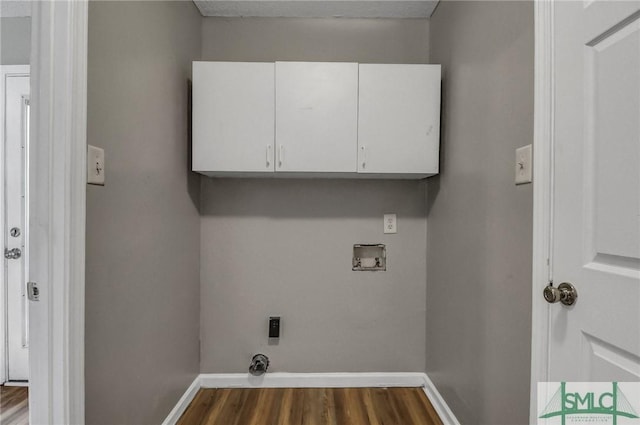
left=193, top=0, right=439, bottom=18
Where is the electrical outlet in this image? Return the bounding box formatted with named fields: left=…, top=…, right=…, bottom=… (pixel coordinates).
left=87, top=145, right=105, bottom=186
left=515, top=144, right=532, bottom=185
left=384, top=214, right=397, bottom=234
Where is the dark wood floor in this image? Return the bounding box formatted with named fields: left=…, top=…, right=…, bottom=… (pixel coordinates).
left=1, top=385, right=29, bottom=425
left=178, top=387, right=443, bottom=425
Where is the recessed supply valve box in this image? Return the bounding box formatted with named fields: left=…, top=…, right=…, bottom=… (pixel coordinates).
left=352, top=244, right=386, bottom=271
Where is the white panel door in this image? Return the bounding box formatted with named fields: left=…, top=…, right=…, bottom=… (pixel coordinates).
left=3, top=72, right=30, bottom=382
left=275, top=62, right=358, bottom=173
left=358, top=64, right=441, bottom=175
left=192, top=62, right=275, bottom=173
left=546, top=0, right=639, bottom=399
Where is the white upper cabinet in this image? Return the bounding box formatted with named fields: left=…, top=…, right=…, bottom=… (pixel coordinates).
left=192, top=61, right=275, bottom=174
left=192, top=61, right=441, bottom=178
left=358, top=64, right=441, bottom=177
left=275, top=62, right=358, bottom=173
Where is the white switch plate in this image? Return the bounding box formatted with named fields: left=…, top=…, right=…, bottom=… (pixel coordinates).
left=515, top=144, right=532, bottom=185
left=383, top=213, right=397, bottom=234
left=87, top=145, right=105, bottom=186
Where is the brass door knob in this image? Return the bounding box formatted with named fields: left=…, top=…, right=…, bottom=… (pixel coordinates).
left=543, top=282, right=578, bottom=306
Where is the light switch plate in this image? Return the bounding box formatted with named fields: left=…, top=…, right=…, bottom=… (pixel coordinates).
left=515, top=144, right=532, bottom=185
left=87, top=145, right=105, bottom=186
left=383, top=213, right=397, bottom=234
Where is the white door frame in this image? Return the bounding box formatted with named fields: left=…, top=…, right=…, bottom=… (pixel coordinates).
left=0, top=64, right=31, bottom=385
left=20, top=0, right=572, bottom=423
left=23, top=0, right=553, bottom=423
left=29, top=0, right=87, bottom=423
left=530, top=0, right=554, bottom=423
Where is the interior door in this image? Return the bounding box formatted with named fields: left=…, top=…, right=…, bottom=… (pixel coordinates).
left=548, top=0, right=639, bottom=391
left=3, top=71, right=30, bottom=382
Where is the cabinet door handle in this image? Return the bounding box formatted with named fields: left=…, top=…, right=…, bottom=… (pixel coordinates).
left=266, top=145, right=272, bottom=168
left=278, top=145, right=284, bottom=168
left=361, top=145, right=366, bottom=169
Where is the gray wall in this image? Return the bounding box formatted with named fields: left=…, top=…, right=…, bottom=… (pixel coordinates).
left=202, top=17, right=429, bottom=62
left=0, top=17, right=30, bottom=65
left=200, top=179, right=427, bottom=372
left=426, top=2, right=534, bottom=424
left=85, top=2, right=201, bottom=424
left=200, top=17, right=430, bottom=373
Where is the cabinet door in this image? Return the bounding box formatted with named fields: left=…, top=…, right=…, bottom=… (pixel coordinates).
left=358, top=64, right=441, bottom=175
left=192, top=62, right=275, bottom=173
left=275, top=62, right=358, bottom=173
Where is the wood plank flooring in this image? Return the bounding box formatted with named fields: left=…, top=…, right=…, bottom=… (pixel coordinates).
left=178, top=387, right=443, bottom=425
left=1, top=386, right=29, bottom=425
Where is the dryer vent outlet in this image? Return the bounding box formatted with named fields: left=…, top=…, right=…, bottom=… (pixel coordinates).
left=249, top=354, right=270, bottom=376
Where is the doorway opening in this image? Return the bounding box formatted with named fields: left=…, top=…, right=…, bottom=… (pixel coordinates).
left=0, top=64, right=31, bottom=423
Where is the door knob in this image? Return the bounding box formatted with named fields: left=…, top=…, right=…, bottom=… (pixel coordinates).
left=543, top=282, right=578, bottom=306
left=4, top=247, right=22, bottom=259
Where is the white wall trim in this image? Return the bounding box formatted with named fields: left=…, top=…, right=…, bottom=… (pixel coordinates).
left=29, top=1, right=87, bottom=424
left=530, top=0, right=554, bottom=423
left=164, top=372, right=460, bottom=425
left=0, top=64, right=30, bottom=386
left=199, top=372, right=428, bottom=389
left=2, top=380, right=29, bottom=387
left=422, top=373, right=461, bottom=425
left=161, top=376, right=202, bottom=425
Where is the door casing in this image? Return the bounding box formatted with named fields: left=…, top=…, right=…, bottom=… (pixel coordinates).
left=530, top=0, right=555, bottom=422
left=29, top=1, right=559, bottom=423
left=28, top=1, right=87, bottom=423
left=21, top=1, right=591, bottom=423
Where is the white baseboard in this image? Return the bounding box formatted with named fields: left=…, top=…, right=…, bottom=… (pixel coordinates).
left=2, top=381, right=29, bottom=387
left=163, top=372, right=460, bottom=425
left=161, top=375, right=201, bottom=425
left=422, top=373, right=461, bottom=425
left=199, top=372, right=427, bottom=389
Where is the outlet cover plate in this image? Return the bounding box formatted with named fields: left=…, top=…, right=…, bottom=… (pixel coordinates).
left=515, top=144, right=532, bottom=185
left=87, top=145, right=105, bottom=186
left=383, top=213, right=397, bottom=234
